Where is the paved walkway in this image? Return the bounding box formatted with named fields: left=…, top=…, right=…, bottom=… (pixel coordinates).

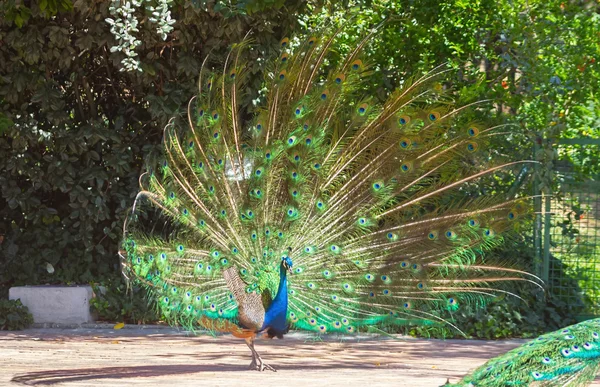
left=1, top=328, right=599, bottom=386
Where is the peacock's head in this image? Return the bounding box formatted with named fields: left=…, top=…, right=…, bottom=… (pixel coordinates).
left=281, top=255, right=293, bottom=274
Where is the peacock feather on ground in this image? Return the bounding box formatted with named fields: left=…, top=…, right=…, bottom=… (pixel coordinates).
left=445, top=318, right=600, bottom=386
left=120, top=26, right=540, bottom=370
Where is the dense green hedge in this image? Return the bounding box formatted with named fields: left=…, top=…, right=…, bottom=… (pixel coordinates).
left=0, top=0, right=308, bottom=298
left=1, top=0, right=598, bottom=336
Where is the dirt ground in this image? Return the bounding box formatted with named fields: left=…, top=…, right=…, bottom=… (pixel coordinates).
left=1, top=328, right=599, bottom=387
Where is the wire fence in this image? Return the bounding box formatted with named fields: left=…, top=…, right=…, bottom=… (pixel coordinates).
left=537, top=138, right=600, bottom=318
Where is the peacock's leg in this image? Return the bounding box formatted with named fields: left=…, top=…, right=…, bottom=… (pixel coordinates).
left=244, top=337, right=276, bottom=372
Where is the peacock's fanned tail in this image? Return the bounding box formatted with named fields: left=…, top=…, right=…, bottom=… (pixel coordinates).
left=121, top=28, right=540, bottom=335
left=447, top=318, right=600, bottom=387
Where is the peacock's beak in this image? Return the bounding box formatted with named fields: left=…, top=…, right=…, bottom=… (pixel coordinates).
left=287, top=266, right=293, bottom=275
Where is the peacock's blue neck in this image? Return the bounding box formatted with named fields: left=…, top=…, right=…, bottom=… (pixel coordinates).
left=274, top=263, right=288, bottom=303
left=261, top=262, right=288, bottom=333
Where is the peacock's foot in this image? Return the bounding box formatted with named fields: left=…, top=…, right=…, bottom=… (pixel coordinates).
left=251, top=356, right=276, bottom=372
left=248, top=357, right=257, bottom=370
left=257, top=360, right=276, bottom=372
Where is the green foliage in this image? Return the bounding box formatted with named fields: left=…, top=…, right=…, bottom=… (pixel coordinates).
left=0, top=299, right=34, bottom=330
left=90, top=277, right=162, bottom=324
left=0, top=0, right=307, bottom=299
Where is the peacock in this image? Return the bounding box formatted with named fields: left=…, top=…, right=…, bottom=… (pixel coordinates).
left=445, top=318, right=600, bottom=386
left=120, top=27, right=542, bottom=371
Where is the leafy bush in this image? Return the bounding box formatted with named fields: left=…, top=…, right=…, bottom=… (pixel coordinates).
left=0, top=0, right=307, bottom=299
left=90, top=276, right=162, bottom=324
left=0, top=299, right=34, bottom=330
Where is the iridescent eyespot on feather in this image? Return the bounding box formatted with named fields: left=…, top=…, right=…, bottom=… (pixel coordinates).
left=331, top=295, right=339, bottom=302
left=330, top=245, right=340, bottom=254
left=316, top=201, right=325, bottom=210
left=593, top=332, right=599, bottom=339
left=256, top=123, right=263, bottom=131
left=188, top=141, right=194, bottom=148
left=177, top=244, right=184, bottom=253
left=572, top=345, right=581, bottom=352
left=307, top=282, right=316, bottom=289
left=213, top=132, right=219, bottom=139
left=334, top=74, right=345, bottom=84
left=357, top=103, right=368, bottom=115
left=400, top=261, right=408, bottom=268
left=281, top=53, right=289, bottom=63
left=400, top=162, right=413, bottom=172
left=532, top=372, right=543, bottom=380
left=368, top=291, right=375, bottom=298
left=287, top=136, right=297, bottom=146
left=346, top=326, right=355, bottom=333
left=467, top=126, right=480, bottom=137
left=308, top=318, right=317, bottom=326
left=561, top=348, right=572, bottom=357
left=280, top=37, right=289, bottom=47
left=565, top=334, right=575, bottom=340
left=417, top=282, right=425, bottom=289
left=351, top=59, right=363, bottom=70
left=387, top=232, right=398, bottom=241
left=428, top=111, right=441, bottom=121
left=372, top=181, right=384, bottom=191
left=278, top=70, right=286, bottom=81
left=398, top=115, right=411, bottom=125
left=467, top=142, right=479, bottom=152
left=584, top=342, right=593, bottom=350
left=541, top=357, right=551, bottom=364
left=229, top=69, right=236, bottom=79
left=483, top=228, right=495, bottom=238
left=323, top=270, right=332, bottom=278
left=286, top=206, right=298, bottom=219
left=508, top=211, right=516, bottom=220
left=295, top=105, right=304, bottom=116
left=334, top=321, right=341, bottom=327
left=319, top=325, right=327, bottom=333
left=403, top=302, right=412, bottom=309
left=428, top=231, right=438, bottom=240
left=198, top=109, right=204, bottom=117
left=211, top=111, right=219, bottom=120
left=308, top=36, right=317, bottom=45
left=445, top=230, right=457, bottom=240
left=305, top=137, right=312, bottom=145
left=254, top=167, right=263, bottom=177
left=468, top=219, right=480, bottom=227
left=382, top=289, right=390, bottom=295
left=320, top=89, right=329, bottom=100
